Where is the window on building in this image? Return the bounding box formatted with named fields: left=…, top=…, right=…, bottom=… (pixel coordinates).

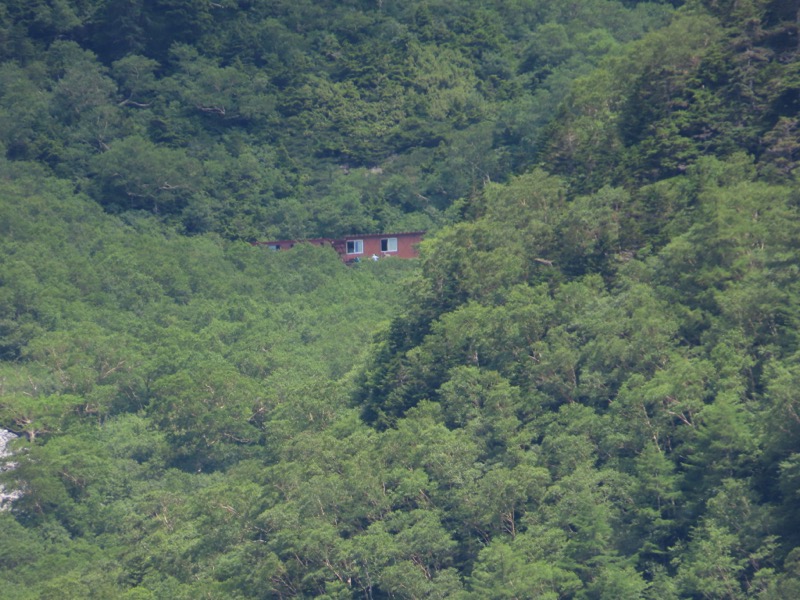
left=346, top=240, right=364, bottom=254
left=267, top=244, right=281, bottom=251
left=381, top=238, right=398, bottom=252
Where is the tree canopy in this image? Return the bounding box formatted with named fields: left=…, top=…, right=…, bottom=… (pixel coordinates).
left=2, top=0, right=800, bottom=597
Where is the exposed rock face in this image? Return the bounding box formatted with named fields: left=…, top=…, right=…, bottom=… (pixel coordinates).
left=0, top=428, right=21, bottom=510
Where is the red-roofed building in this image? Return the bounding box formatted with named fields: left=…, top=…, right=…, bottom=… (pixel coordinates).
left=253, top=231, right=425, bottom=262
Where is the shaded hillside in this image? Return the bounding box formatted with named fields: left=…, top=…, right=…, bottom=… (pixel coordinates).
left=0, top=0, right=676, bottom=238
left=545, top=0, right=800, bottom=192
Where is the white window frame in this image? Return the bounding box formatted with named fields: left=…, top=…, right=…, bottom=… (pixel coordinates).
left=381, top=237, right=398, bottom=253
left=346, top=239, right=364, bottom=254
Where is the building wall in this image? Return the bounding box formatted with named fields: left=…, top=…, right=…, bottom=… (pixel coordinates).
left=342, top=232, right=424, bottom=260
left=254, top=232, right=425, bottom=261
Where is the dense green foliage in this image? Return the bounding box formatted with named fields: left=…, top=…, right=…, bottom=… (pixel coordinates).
left=0, top=0, right=676, bottom=239
left=2, top=0, right=800, bottom=598
left=0, top=167, right=419, bottom=597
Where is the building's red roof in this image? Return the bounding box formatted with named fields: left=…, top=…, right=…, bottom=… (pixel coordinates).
left=341, top=231, right=426, bottom=239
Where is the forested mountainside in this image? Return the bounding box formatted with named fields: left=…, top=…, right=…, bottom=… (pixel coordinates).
left=0, top=0, right=677, bottom=239
left=2, top=0, right=800, bottom=598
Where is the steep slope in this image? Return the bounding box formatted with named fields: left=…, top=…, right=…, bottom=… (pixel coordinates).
left=350, top=2, right=800, bottom=596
